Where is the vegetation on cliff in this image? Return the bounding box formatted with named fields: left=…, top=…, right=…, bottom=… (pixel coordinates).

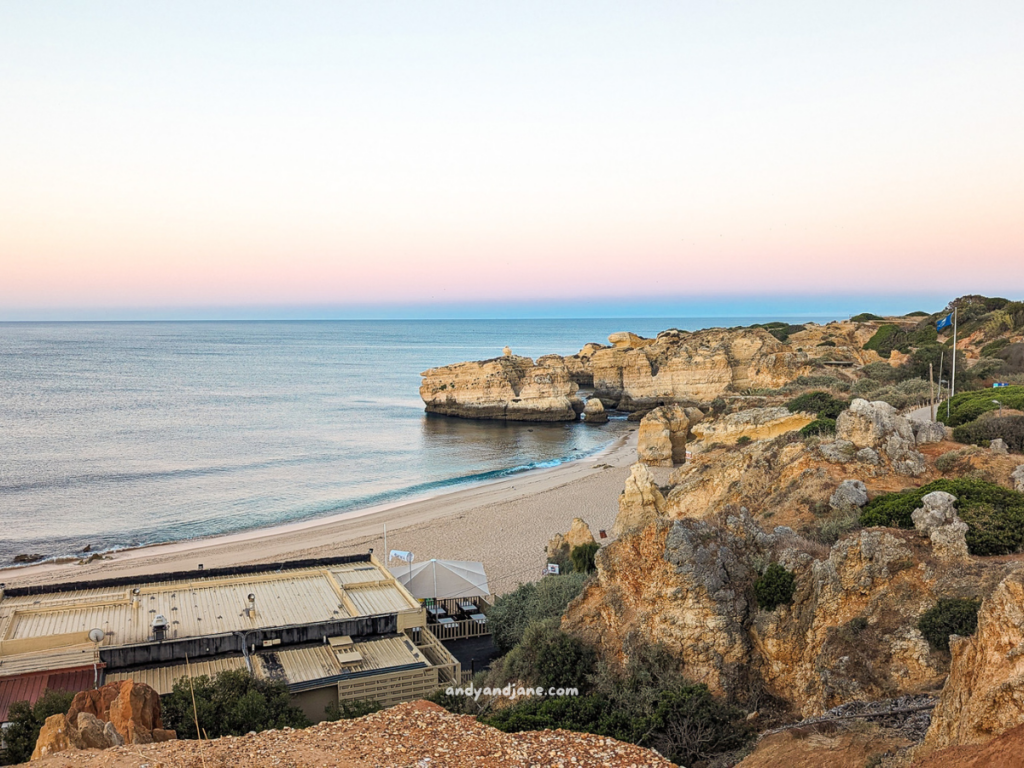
left=937, top=385, right=1024, bottom=427
left=918, top=598, right=981, bottom=652
left=488, top=572, right=589, bottom=654
left=860, top=479, right=1024, bottom=555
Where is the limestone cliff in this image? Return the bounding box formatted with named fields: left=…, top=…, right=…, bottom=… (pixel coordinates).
left=419, top=355, right=583, bottom=421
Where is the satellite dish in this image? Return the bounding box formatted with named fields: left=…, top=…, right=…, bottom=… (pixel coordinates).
left=88, top=628, right=104, bottom=643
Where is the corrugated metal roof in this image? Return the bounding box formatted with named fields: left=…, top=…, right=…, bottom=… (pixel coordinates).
left=0, top=646, right=100, bottom=677
left=100, top=635, right=430, bottom=698
left=106, top=656, right=249, bottom=696
left=345, top=584, right=418, bottom=616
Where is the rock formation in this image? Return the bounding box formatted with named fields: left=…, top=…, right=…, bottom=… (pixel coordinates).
left=911, top=419, right=947, bottom=445
left=419, top=355, right=583, bottom=421
left=613, top=463, right=666, bottom=536
left=835, top=399, right=926, bottom=476
left=991, top=438, right=1009, bottom=455
left=636, top=404, right=703, bottom=466
left=911, top=491, right=970, bottom=561
left=1014, top=465, right=1024, bottom=493
left=581, top=397, right=607, bottom=424
left=925, top=567, right=1024, bottom=750
left=588, top=327, right=814, bottom=410
left=829, top=479, right=868, bottom=513
left=547, top=518, right=597, bottom=562
left=690, top=406, right=814, bottom=445
left=32, top=680, right=173, bottom=759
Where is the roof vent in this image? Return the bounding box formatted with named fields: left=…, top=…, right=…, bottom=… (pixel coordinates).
left=152, top=614, right=168, bottom=641
left=246, top=593, right=256, bottom=618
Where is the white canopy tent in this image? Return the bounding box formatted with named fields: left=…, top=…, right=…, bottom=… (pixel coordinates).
left=393, top=559, right=490, bottom=600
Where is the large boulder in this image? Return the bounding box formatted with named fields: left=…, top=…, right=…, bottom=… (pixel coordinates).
left=547, top=518, right=597, bottom=562
left=1013, top=465, right=1024, bottom=493
left=829, top=479, right=868, bottom=513
left=925, top=568, right=1024, bottom=750
left=836, top=399, right=926, bottom=475
left=419, top=355, right=582, bottom=422
left=637, top=405, right=702, bottom=466
left=911, top=491, right=970, bottom=561
left=582, top=397, right=608, bottom=424
left=911, top=419, right=947, bottom=445
left=33, top=680, right=173, bottom=759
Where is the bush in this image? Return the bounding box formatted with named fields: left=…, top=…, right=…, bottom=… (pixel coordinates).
left=324, top=699, right=381, bottom=721
left=918, top=598, right=981, bottom=652
left=0, top=689, right=76, bottom=765
left=906, top=311, right=931, bottom=317
left=786, top=391, right=847, bottom=419
left=162, top=669, right=310, bottom=739
left=570, top=542, right=600, bottom=574
left=498, top=619, right=597, bottom=691
left=863, top=324, right=902, bottom=358
left=754, top=564, right=796, bottom=610
left=861, top=361, right=902, bottom=383
left=852, top=313, right=885, bottom=322
left=485, top=646, right=751, bottom=767
left=860, top=478, right=1024, bottom=555
left=954, top=415, right=1024, bottom=453
left=736, top=435, right=752, bottom=446
left=938, top=385, right=1024, bottom=426
left=800, top=418, right=836, bottom=438
left=488, top=572, right=590, bottom=654
left=981, top=338, right=1011, bottom=357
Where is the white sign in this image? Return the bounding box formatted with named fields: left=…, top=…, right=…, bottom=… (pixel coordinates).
left=390, top=550, right=414, bottom=563
left=546, top=563, right=560, bottom=575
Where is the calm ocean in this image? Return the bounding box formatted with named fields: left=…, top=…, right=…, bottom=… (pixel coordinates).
left=0, top=318, right=832, bottom=566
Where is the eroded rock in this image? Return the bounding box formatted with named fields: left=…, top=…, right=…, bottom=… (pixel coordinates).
left=911, top=491, right=969, bottom=561
left=1013, top=465, right=1024, bottom=493
left=582, top=397, right=608, bottom=424
left=613, top=463, right=665, bottom=536
left=912, top=419, right=947, bottom=445
left=690, top=406, right=813, bottom=445
left=637, top=405, right=702, bottom=466
left=836, top=399, right=926, bottom=475
left=829, top=479, right=868, bottom=513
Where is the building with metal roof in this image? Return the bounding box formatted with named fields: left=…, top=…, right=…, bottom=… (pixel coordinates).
left=0, top=554, right=460, bottom=722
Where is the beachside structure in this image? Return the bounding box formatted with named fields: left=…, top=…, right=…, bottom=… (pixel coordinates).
left=0, top=554, right=460, bottom=723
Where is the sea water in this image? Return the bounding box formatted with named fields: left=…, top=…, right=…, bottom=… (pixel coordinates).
left=0, top=318, right=831, bottom=565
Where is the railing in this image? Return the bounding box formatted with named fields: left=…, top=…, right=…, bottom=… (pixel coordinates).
left=428, top=617, right=491, bottom=642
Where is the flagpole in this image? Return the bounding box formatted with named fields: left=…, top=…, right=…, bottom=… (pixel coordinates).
left=950, top=307, right=957, bottom=400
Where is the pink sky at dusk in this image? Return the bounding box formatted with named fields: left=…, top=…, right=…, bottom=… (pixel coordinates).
left=2, top=2, right=1022, bottom=318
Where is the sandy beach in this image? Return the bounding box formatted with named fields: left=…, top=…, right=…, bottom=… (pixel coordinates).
left=1, top=429, right=642, bottom=596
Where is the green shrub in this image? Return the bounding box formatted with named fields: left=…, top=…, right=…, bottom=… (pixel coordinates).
left=0, top=689, right=76, bottom=765
left=569, top=542, right=600, bottom=574
left=485, top=655, right=751, bottom=766
left=863, top=324, right=902, bottom=358
left=937, top=385, right=1024, bottom=427
left=860, top=478, right=1024, bottom=555
left=818, top=340, right=836, bottom=347
left=324, top=699, right=382, bottom=721
left=953, top=415, right=1024, bottom=453
left=736, top=435, right=752, bottom=446
left=786, top=391, right=847, bottom=418
left=488, top=572, right=590, bottom=654
left=861, top=361, right=902, bottom=383
left=981, top=338, right=1010, bottom=357
left=918, top=598, right=981, bottom=652
left=906, top=311, right=931, bottom=317
left=851, top=313, right=885, bottom=322
left=754, top=564, right=796, bottom=610
left=800, top=418, right=836, bottom=437
left=161, top=668, right=310, bottom=739
left=498, top=619, right=597, bottom=690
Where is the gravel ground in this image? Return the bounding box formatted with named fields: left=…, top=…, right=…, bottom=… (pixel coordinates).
left=26, top=700, right=674, bottom=768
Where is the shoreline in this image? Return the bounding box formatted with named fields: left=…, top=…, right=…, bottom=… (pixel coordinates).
left=1, top=430, right=639, bottom=595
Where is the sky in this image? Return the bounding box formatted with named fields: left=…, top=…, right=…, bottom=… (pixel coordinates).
left=1, top=2, right=1022, bottom=320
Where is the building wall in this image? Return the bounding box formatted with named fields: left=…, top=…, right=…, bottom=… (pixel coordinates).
left=292, top=685, right=339, bottom=724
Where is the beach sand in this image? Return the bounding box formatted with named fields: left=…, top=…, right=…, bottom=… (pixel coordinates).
left=1, top=429, right=644, bottom=596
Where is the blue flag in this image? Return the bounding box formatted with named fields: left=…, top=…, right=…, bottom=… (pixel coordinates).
left=936, top=312, right=953, bottom=331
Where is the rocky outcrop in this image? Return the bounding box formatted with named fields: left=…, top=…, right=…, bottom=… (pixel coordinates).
left=829, top=479, right=868, bottom=513
left=911, top=419, right=947, bottom=445
left=588, top=327, right=814, bottom=411
left=581, top=397, right=607, bottom=424
left=32, top=680, right=173, bottom=759
left=690, top=406, right=813, bottom=445
left=991, top=438, right=1009, bottom=455
left=419, top=355, right=582, bottom=421
left=547, top=518, right=597, bottom=562
left=911, top=491, right=970, bottom=561
left=835, top=399, right=926, bottom=475
left=1013, top=465, right=1024, bottom=492
left=925, top=568, right=1024, bottom=750
left=613, top=463, right=666, bottom=536
left=636, top=405, right=703, bottom=466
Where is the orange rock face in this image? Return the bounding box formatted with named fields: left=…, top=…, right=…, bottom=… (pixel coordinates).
left=31, top=680, right=173, bottom=759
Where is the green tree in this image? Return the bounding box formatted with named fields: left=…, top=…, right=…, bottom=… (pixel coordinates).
left=569, top=542, right=600, bottom=574
left=754, top=564, right=796, bottom=610
left=161, top=668, right=309, bottom=739
left=499, top=618, right=596, bottom=690
left=0, top=689, right=76, bottom=765
left=918, top=598, right=981, bottom=652
left=488, top=572, right=589, bottom=654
